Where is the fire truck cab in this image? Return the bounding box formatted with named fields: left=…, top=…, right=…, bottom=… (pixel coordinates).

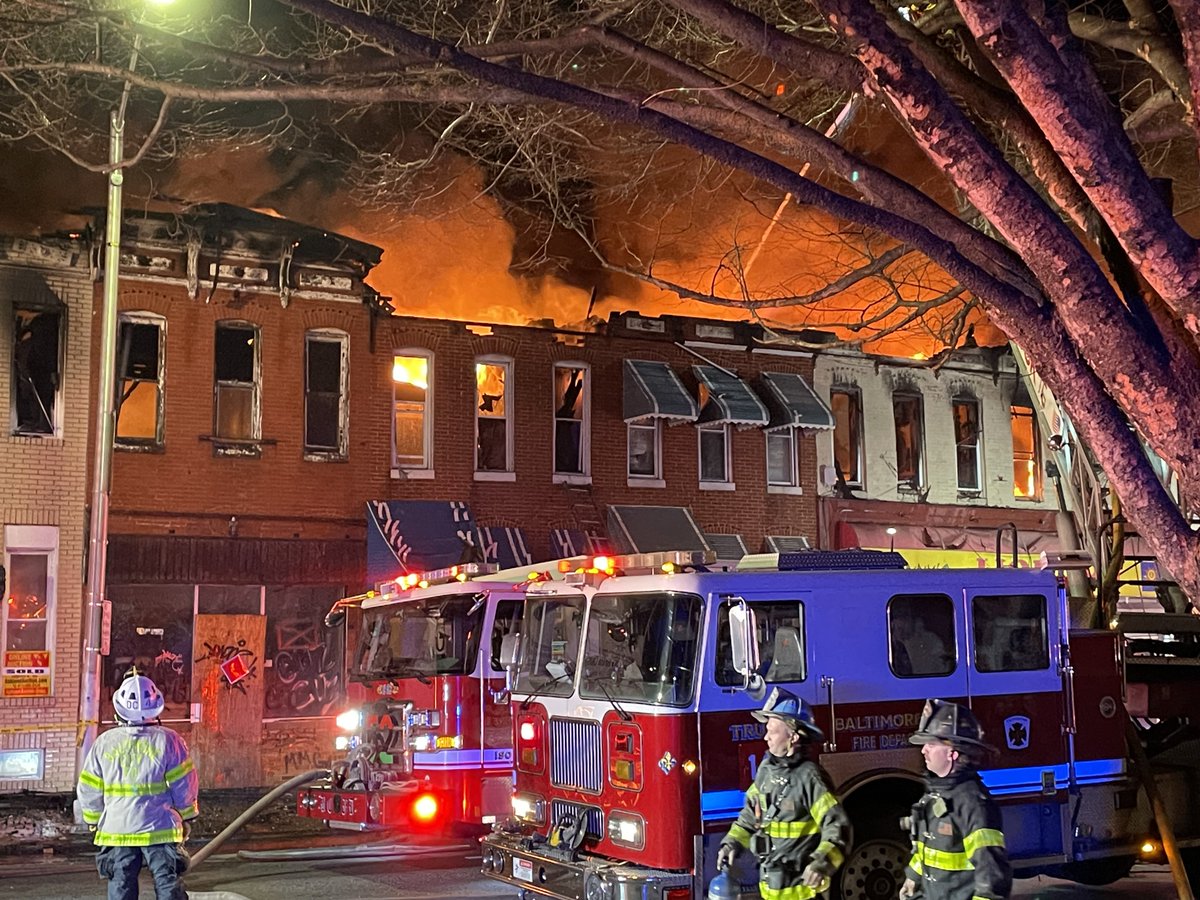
left=296, top=562, right=535, bottom=832
left=481, top=549, right=1184, bottom=900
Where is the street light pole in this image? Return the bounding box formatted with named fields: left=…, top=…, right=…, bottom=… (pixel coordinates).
left=78, top=42, right=138, bottom=776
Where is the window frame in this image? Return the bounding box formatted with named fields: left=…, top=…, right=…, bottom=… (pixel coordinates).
left=552, top=362, right=591, bottom=481
left=952, top=396, right=982, bottom=494
left=303, top=329, right=349, bottom=461
left=474, top=354, right=514, bottom=477
left=11, top=304, right=64, bottom=438
left=715, top=600, right=807, bottom=686
left=392, top=348, right=434, bottom=476
left=766, top=427, right=799, bottom=489
left=886, top=593, right=956, bottom=679
left=627, top=420, right=663, bottom=482
left=212, top=320, right=262, bottom=446
left=1, top=525, right=58, bottom=698
left=697, top=422, right=733, bottom=488
left=892, top=391, right=926, bottom=492
left=971, top=593, right=1050, bottom=673
left=830, top=387, right=864, bottom=488
left=1011, top=404, right=1043, bottom=500
left=115, top=312, right=166, bottom=450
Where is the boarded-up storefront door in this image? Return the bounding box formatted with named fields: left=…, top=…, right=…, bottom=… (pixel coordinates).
left=192, top=614, right=266, bottom=788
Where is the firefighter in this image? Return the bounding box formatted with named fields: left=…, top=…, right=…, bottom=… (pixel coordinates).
left=900, top=699, right=1011, bottom=900
left=717, top=687, right=851, bottom=899
left=77, top=671, right=199, bottom=900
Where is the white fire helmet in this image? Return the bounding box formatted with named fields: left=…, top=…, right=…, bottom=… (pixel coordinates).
left=113, top=672, right=165, bottom=724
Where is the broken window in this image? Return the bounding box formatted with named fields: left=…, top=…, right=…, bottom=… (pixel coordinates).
left=554, top=363, right=588, bottom=476
left=1011, top=404, right=1042, bottom=500
left=213, top=321, right=260, bottom=442
left=393, top=351, right=432, bottom=470
left=12, top=307, right=61, bottom=436
left=698, top=423, right=731, bottom=484
left=627, top=421, right=661, bottom=479
left=952, top=397, right=981, bottom=493
left=830, top=387, right=863, bottom=488
left=892, top=392, right=925, bottom=490
left=475, top=357, right=512, bottom=473
left=766, top=428, right=797, bottom=487
left=304, top=330, right=348, bottom=458
left=116, top=314, right=164, bottom=447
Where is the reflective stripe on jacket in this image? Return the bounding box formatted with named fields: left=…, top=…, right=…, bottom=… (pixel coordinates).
left=77, top=724, right=199, bottom=847
left=904, top=770, right=1011, bottom=900
left=723, top=754, right=851, bottom=899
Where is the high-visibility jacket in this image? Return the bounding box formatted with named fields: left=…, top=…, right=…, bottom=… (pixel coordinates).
left=904, top=770, right=1011, bottom=900
left=77, top=723, right=199, bottom=847
left=722, top=752, right=851, bottom=900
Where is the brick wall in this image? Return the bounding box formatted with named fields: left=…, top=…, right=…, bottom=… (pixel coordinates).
left=0, top=239, right=93, bottom=792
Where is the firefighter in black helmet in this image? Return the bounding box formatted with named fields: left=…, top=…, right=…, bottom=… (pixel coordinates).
left=900, top=699, right=1011, bottom=900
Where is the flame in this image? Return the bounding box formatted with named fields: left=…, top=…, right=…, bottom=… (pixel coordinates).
left=392, top=356, right=428, bottom=389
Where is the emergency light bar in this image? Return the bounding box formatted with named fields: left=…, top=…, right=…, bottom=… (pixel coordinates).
left=558, top=550, right=715, bottom=577
left=737, top=550, right=907, bottom=572
left=376, top=563, right=500, bottom=595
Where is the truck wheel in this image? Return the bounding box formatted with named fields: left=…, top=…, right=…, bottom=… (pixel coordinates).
left=835, top=838, right=908, bottom=900
left=1055, top=855, right=1135, bottom=886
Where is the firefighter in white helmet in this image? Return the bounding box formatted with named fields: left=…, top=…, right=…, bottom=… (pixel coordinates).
left=717, top=687, right=851, bottom=898
left=899, top=699, right=1011, bottom=900
left=77, top=670, right=199, bottom=900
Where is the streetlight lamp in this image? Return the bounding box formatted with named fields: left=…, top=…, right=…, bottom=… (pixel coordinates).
left=77, top=37, right=142, bottom=777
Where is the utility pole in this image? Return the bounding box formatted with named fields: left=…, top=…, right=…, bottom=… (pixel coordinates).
left=78, top=42, right=138, bottom=779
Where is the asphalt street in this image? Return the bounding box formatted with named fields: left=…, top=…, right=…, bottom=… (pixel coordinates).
left=0, top=850, right=1183, bottom=900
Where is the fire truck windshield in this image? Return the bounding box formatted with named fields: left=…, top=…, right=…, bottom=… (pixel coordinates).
left=514, top=593, right=586, bottom=697
left=579, top=591, right=702, bottom=706
left=353, top=593, right=485, bottom=680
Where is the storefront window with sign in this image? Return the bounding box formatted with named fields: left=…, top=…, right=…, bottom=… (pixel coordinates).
left=2, top=526, right=56, bottom=698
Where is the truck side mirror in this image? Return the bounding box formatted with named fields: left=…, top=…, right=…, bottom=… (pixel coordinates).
left=493, top=632, right=521, bottom=702
left=728, top=601, right=765, bottom=698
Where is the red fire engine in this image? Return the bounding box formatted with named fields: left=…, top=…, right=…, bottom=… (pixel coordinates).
left=296, top=562, right=538, bottom=832
left=480, top=548, right=1200, bottom=899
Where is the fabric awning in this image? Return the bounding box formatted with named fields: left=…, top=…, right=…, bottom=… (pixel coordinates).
left=478, top=526, right=533, bottom=569
left=706, top=533, right=748, bottom=561
left=366, top=499, right=478, bottom=584
left=694, top=365, right=769, bottom=427
left=623, top=360, right=698, bottom=424
left=759, top=372, right=835, bottom=432
left=764, top=534, right=811, bottom=553
left=608, top=505, right=710, bottom=554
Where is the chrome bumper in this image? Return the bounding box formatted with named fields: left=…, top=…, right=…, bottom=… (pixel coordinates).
left=480, top=830, right=695, bottom=900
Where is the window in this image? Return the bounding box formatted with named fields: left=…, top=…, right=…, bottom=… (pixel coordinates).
left=698, top=423, right=731, bottom=484
left=11, top=306, right=61, bottom=436
left=554, top=363, right=589, bottom=476
left=489, top=599, right=524, bottom=671
left=393, top=350, right=432, bottom=470
left=213, top=322, right=260, bottom=442
left=953, top=397, right=981, bottom=493
left=1011, top=404, right=1042, bottom=499
left=716, top=600, right=806, bottom=686
left=476, top=357, right=513, bottom=473
left=2, top=525, right=57, bottom=698
left=304, top=330, right=348, bottom=458
left=116, top=314, right=164, bottom=448
left=892, top=393, right=925, bottom=490
left=831, top=388, right=863, bottom=487
left=627, top=421, right=661, bottom=479
left=766, top=429, right=798, bottom=487
left=973, top=594, right=1049, bottom=672
left=888, top=594, right=955, bottom=678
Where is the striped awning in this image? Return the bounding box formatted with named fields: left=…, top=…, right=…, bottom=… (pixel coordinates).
left=760, top=372, right=835, bottom=432
left=623, top=360, right=698, bottom=424
left=478, top=526, right=533, bottom=569
left=694, top=366, right=769, bottom=428
left=608, top=505, right=710, bottom=554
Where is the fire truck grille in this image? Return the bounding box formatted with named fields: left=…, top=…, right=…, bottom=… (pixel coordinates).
left=550, top=800, right=604, bottom=839
left=549, top=717, right=603, bottom=792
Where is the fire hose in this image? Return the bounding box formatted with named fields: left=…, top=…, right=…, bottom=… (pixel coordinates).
left=186, top=768, right=329, bottom=872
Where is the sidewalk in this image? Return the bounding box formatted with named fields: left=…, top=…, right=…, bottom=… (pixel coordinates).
left=0, top=785, right=349, bottom=861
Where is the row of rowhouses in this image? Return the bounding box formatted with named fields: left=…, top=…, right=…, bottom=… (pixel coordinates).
left=0, top=203, right=1059, bottom=791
